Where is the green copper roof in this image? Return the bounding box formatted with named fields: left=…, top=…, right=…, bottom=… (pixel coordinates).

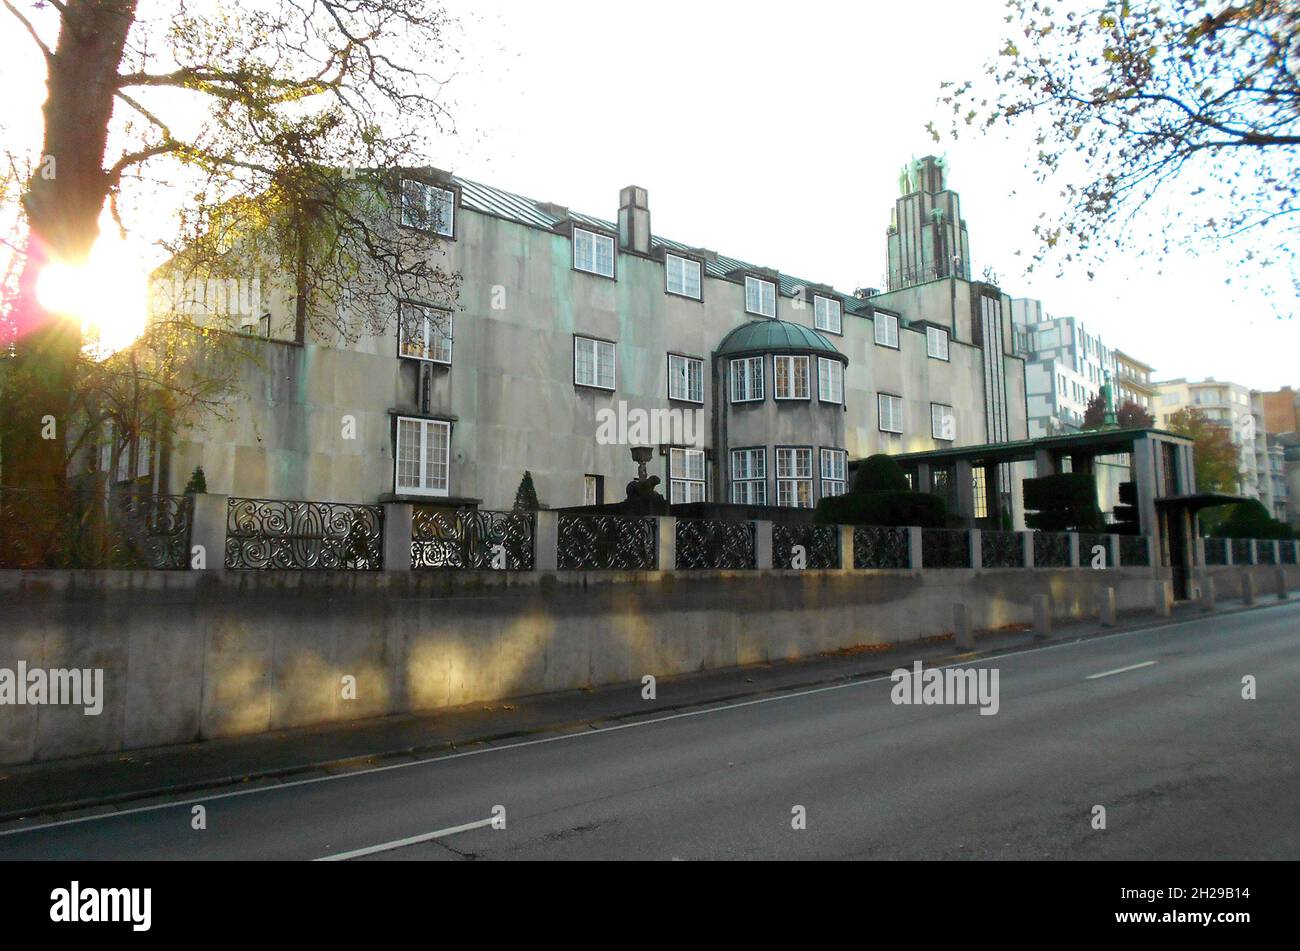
left=716, top=319, right=846, bottom=360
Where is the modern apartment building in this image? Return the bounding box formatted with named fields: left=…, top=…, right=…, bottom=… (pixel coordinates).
left=1155, top=377, right=1269, bottom=504
left=1113, top=351, right=1157, bottom=413
left=1011, top=298, right=1119, bottom=437
left=130, top=164, right=1029, bottom=520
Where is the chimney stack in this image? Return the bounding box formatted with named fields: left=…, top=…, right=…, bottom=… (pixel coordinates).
left=618, top=185, right=651, bottom=254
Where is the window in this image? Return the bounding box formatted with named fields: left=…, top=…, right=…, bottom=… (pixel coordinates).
left=926, top=326, right=949, bottom=360
left=775, top=447, right=813, bottom=508
left=972, top=466, right=988, bottom=519
left=665, top=253, right=702, bottom=300
left=574, top=336, right=616, bottom=389
left=730, top=448, right=767, bottom=505
left=817, top=357, right=843, bottom=404
left=395, top=417, right=450, bottom=497
left=773, top=355, right=810, bottom=400
left=574, top=228, right=615, bottom=278
left=820, top=449, right=846, bottom=497
left=668, top=354, right=704, bottom=403
left=931, top=403, right=955, bottom=441
left=399, top=302, right=453, bottom=364
left=730, top=356, right=764, bottom=402
left=814, top=295, right=842, bottom=334
left=669, top=448, right=706, bottom=504
left=878, top=393, right=904, bottom=434
left=874, top=311, right=899, bottom=348
left=583, top=475, right=603, bottom=506
left=400, top=179, right=455, bottom=237
left=745, top=276, right=776, bottom=318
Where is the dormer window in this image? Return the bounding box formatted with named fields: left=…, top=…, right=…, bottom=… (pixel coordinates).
left=814, top=295, right=842, bottom=334
left=574, top=227, right=615, bottom=278
left=926, top=326, right=950, bottom=360
left=874, top=311, right=900, bottom=349
left=665, top=253, right=702, bottom=300
left=745, top=276, right=776, bottom=318
left=400, top=179, right=455, bottom=237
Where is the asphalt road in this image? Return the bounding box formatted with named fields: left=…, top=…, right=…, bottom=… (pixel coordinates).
left=2, top=602, right=1297, bottom=860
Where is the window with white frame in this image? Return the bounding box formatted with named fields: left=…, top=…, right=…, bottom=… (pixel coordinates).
left=730, top=356, right=764, bottom=402
left=878, top=393, right=904, bottom=434
left=773, top=355, right=810, bottom=400
left=817, top=357, right=843, bottom=404
left=874, top=311, right=899, bottom=348
left=814, top=295, right=842, bottom=334
left=775, top=447, right=813, bottom=508
left=730, top=447, right=767, bottom=505
left=574, top=335, right=616, bottom=389
left=665, top=253, right=702, bottom=300
left=931, top=403, right=955, bottom=441
left=926, top=326, right=949, bottom=360
left=573, top=227, right=615, bottom=278
left=583, top=475, right=601, bottom=506
left=398, top=302, right=453, bottom=364
left=395, top=417, right=450, bottom=496
left=399, top=179, right=455, bottom=237
left=669, top=448, right=706, bottom=504
left=668, top=353, right=704, bottom=403
left=820, top=448, right=846, bottom=497
left=744, top=276, right=776, bottom=318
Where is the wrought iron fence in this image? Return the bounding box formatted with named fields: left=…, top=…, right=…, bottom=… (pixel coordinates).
left=980, top=530, right=1024, bottom=568
left=773, top=523, right=840, bottom=569
left=411, top=507, right=535, bottom=570
left=1257, top=541, right=1278, bottom=565
left=1119, top=536, right=1150, bottom=567
left=1033, top=532, right=1071, bottom=568
left=1080, top=533, right=1113, bottom=568
left=1204, top=537, right=1228, bottom=566
left=1231, top=538, right=1252, bottom=565
left=557, top=514, right=657, bottom=570
left=675, top=519, right=756, bottom=569
left=0, top=488, right=193, bottom=570
left=853, top=525, right=909, bottom=569
left=921, top=529, right=970, bottom=569
left=1282, top=542, right=1298, bottom=565
left=225, top=497, right=383, bottom=570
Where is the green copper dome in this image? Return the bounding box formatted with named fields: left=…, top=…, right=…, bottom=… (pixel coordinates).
left=716, top=319, right=846, bottom=361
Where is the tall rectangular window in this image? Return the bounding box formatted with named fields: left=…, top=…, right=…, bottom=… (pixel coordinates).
left=665, top=253, right=702, bottom=300
left=730, top=448, right=767, bottom=505
left=398, top=302, right=453, bottom=364
left=773, top=355, right=810, bottom=400
left=878, top=393, right=904, bottom=434
left=583, top=474, right=603, bottom=506
left=820, top=448, right=846, bottom=497
left=874, top=312, right=899, bottom=348
left=931, top=403, right=955, bottom=441
left=574, top=336, right=616, bottom=389
left=668, top=354, right=704, bottom=403
left=395, top=417, right=450, bottom=497
left=400, top=179, right=455, bottom=237
left=814, top=295, right=842, bottom=334
left=573, top=228, right=615, bottom=278
left=669, top=448, right=706, bottom=504
left=730, top=356, right=764, bottom=402
left=817, top=357, right=843, bottom=404
left=745, top=276, right=776, bottom=318
left=926, top=326, right=949, bottom=360
left=776, top=447, right=813, bottom=508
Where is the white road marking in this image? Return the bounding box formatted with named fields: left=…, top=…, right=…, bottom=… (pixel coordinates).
left=1086, top=660, right=1158, bottom=680
left=2, top=602, right=1289, bottom=838
left=315, top=817, right=495, bottom=861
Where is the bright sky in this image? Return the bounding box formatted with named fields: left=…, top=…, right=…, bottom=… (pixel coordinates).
left=3, top=0, right=1297, bottom=387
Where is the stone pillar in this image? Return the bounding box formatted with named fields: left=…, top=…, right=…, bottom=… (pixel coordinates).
left=954, top=459, right=975, bottom=520
left=915, top=463, right=932, bottom=494
left=1201, top=576, right=1216, bottom=612
left=755, top=520, right=774, bottom=570
left=657, top=516, right=676, bottom=571
left=190, top=493, right=228, bottom=572
left=1033, top=594, right=1052, bottom=639
left=1275, top=567, right=1288, bottom=601
left=969, top=528, right=982, bottom=570
left=953, top=602, right=974, bottom=649
left=839, top=525, right=854, bottom=571
left=1033, top=449, right=1057, bottom=477
left=1108, top=533, right=1120, bottom=570
left=1194, top=536, right=1206, bottom=568
left=1099, top=587, right=1117, bottom=626
left=1132, top=436, right=1158, bottom=539
left=907, top=526, right=924, bottom=570
left=1249, top=539, right=1259, bottom=565
left=1022, top=530, right=1035, bottom=568
left=535, top=511, right=559, bottom=571
left=1154, top=580, right=1173, bottom=617
left=381, top=502, right=412, bottom=572
left=1068, top=532, right=1081, bottom=568
left=1225, top=537, right=1234, bottom=566
left=1241, top=571, right=1255, bottom=605
left=1146, top=535, right=1157, bottom=569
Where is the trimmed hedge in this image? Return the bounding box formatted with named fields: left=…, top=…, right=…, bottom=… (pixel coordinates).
left=816, top=490, right=946, bottom=528
left=1023, top=472, right=1104, bottom=532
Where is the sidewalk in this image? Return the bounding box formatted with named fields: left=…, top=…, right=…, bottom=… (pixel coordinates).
left=0, top=594, right=1282, bottom=824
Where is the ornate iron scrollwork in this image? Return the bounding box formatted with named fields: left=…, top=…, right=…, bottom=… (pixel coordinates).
left=1080, top=534, right=1113, bottom=567
left=675, top=519, right=756, bottom=569
left=411, top=508, right=535, bottom=569
left=773, top=524, right=840, bottom=569
left=1231, top=538, right=1252, bottom=565
left=921, top=529, right=970, bottom=568
left=1033, top=532, right=1070, bottom=568
left=1119, top=536, right=1150, bottom=566
left=852, top=526, right=909, bottom=569
left=225, top=498, right=383, bottom=570
left=557, top=514, right=657, bottom=570
left=980, top=530, right=1024, bottom=568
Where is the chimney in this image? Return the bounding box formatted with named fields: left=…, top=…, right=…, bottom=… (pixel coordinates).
left=618, top=185, right=651, bottom=254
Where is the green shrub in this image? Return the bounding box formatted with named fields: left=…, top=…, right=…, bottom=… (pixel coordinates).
left=851, top=454, right=911, bottom=494
left=1022, top=472, right=1104, bottom=532
left=1211, top=500, right=1295, bottom=540
left=816, top=490, right=946, bottom=528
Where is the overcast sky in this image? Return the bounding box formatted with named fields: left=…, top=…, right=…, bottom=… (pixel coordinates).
left=3, top=0, right=1296, bottom=388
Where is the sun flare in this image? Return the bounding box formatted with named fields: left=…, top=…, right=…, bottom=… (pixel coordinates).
left=34, top=232, right=150, bottom=356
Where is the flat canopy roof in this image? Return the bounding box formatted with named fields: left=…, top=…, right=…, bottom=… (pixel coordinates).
left=877, top=427, right=1192, bottom=468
